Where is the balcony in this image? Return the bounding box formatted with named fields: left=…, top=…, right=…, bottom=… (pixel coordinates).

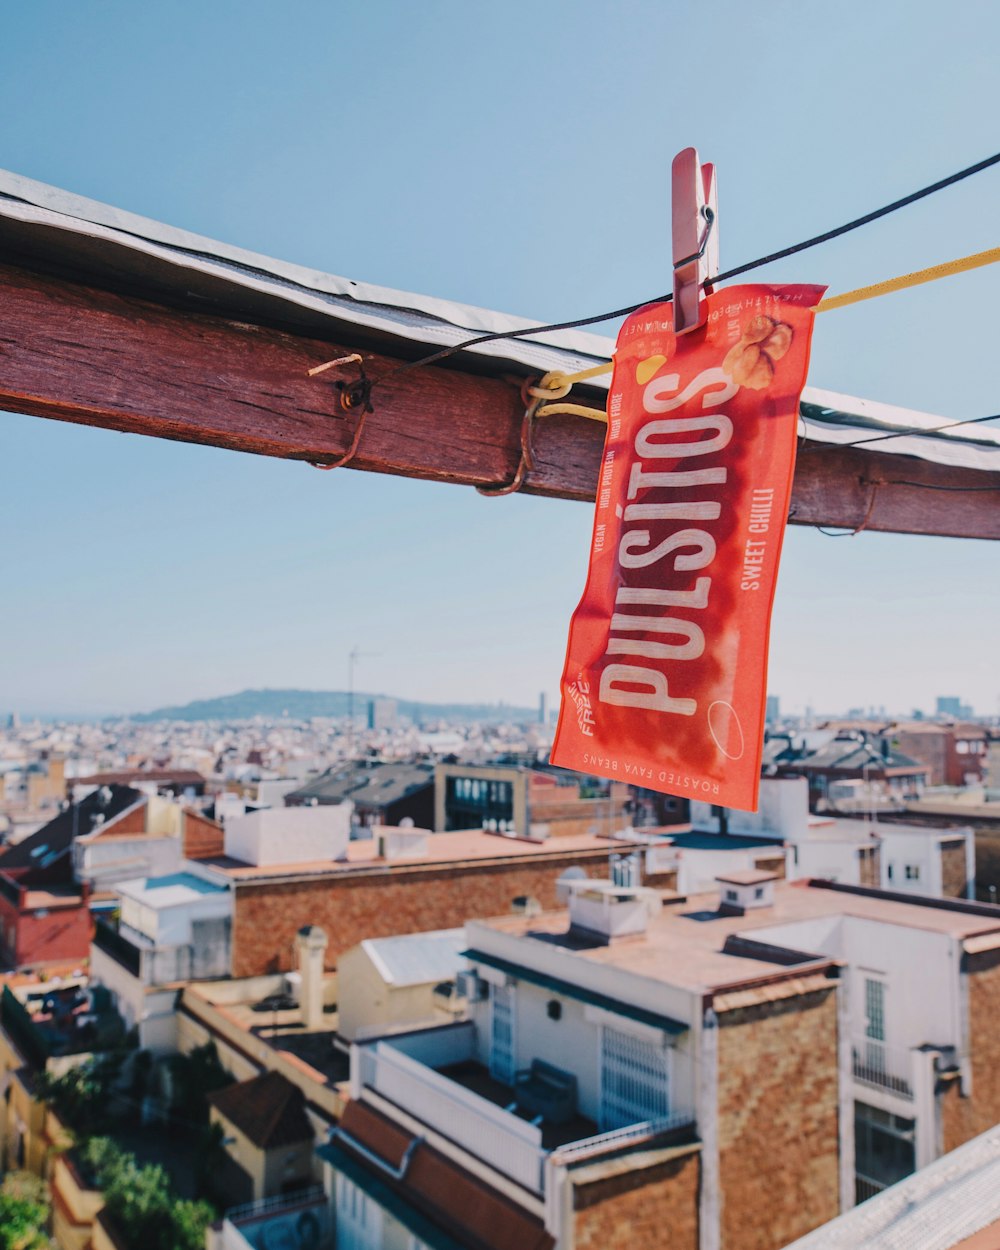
left=219, top=1186, right=331, bottom=1250
left=855, top=1173, right=888, bottom=1204
left=355, top=1022, right=696, bottom=1196
left=93, top=918, right=229, bottom=984
left=851, top=1037, right=914, bottom=1100
left=0, top=984, right=125, bottom=1064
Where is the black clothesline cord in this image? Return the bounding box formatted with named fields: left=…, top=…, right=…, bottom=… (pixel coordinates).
left=800, top=411, right=1000, bottom=452
left=370, top=149, right=1000, bottom=390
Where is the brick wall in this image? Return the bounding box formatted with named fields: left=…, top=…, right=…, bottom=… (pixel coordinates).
left=572, top=1145, right=700, bottom=1250
left=892, top=731, right=947, bottom=787
left=15, top=902, right=92, bottom=968
left=529, top=799, right=630, bottom=838
left=939, top=840, right=968, bottom=898
left=102, top=804, right=148, bottom=836
left=231, top=849, right=617, bottom=976
left=716, top=986, right=840, bottom=1250
left=183, top=810, right=224, bottom=860
left=941, top=945, right=1000, bottom=1153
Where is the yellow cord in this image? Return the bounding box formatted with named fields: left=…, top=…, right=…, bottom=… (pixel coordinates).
left=531, top=245, right=1000, bottom=402
left=815, top=246, right=1000, bottom=312
left=535, top=401, right=610, bottom=421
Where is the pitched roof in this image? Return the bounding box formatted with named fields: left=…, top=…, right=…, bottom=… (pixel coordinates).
left=207, top=1070, right=312, bottom=1149
left=73, top=769, right=206, bottom=789
left=361, top=929, right=466, bottom=987
left=782, top=737, right=927, bottom=774
left=326, top=1100, right=553, bottom=1250
left=286, top=762, right=434, bottom=809
left=0, top=785, right=144, bottom=879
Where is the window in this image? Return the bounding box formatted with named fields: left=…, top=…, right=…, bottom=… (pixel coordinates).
left=600, top=1026, right=670, bottom=1131
left=726, top=889, right=738, bottom=903
left=855, top=1101, right=915, bottom=1198
left=489, top=982, right=516, bottom=1084
left=887, top=863, right=894, bottom=880
left=754, top=887, right=764, bottom=899
left=864, top=978, right=885, bottom=1043
left=905, top=865, right=920, bottom=880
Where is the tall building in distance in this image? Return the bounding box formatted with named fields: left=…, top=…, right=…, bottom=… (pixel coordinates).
left=539, top=691, right=547, bottom=725
left=766, top=694, right=781, bottom=724
left=366, top=697, right=398, bottom=732
left=936, top=696, right=974, bottom=719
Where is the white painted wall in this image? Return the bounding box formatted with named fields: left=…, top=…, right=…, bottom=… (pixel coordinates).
left=224, top=804, right=353, bottom=866
left=89, top=942, right=145, bottom=1033
left=751, top=913, right=960, bottom=1052
left=790, top=838, right=864, bottom=884
left=879, top=828, right=943, bottom=896
left=118, top=883, right=232, bottom=947
left=77, top=835, right=182, bottom=890
left=510, top=980, right=603, bottom=1122
left=691, top=777, right=809, bottom=839
left=878, top=825, right=974, bottom=898
left=675, top=846, right=787, bottom=895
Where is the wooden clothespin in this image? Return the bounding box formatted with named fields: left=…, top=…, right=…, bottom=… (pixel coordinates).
left=672, top=147, right=719, bottom=335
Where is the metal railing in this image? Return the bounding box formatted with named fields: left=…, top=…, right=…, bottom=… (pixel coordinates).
left=225, top=1184, right=324, bottom=1225
left=855, top=1173, right=888, bottom=1204
left=92, top=919, right=142, bottom=978
left=551, top=1109, right=696, bottom=1165
left=851, top=1037, right=914, bottom=1099
left=0, top=986, right=49, bottom=1067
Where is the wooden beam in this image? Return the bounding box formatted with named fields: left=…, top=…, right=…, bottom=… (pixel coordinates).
left=1, top=262, right=997, bottom=537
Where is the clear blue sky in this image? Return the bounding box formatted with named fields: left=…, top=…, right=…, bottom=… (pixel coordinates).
left=0, top=0, right=997, bottom=718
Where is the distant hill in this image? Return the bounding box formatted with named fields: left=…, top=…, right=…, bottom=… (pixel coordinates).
left=132, top=688, right=539, bottom=724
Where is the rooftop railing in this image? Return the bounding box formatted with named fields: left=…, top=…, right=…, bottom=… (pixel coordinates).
left=92, top=918, right=142, bottom=978
left=851, top=1037, right=914, bottom=1100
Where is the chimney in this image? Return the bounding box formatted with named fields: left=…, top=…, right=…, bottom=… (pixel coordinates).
left=566, top=881, right=661, bottom=943
left=295, top=925, right=328, bottom=1029
left=716, top=871, right=777, bottom=916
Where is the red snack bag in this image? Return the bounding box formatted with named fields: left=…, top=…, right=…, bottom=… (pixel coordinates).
left=551, top=284, right=825, bottom=812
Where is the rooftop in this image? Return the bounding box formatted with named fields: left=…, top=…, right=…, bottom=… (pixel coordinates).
left=201, top=828, right=631, bottom=882
left=781, top=738, right=928, bottom=774
left=782, top=1124, right=1000, bottom=1250
left=286, top=761, right=433, bottom=808
left=208, top=1070, right=313, bottom=1149
left=714, top=869, right=779, bottom=886
left=471, top=880, right=1000, bottom=996
left=0, top=785, right=144, bottom=877
left=361, top=929, right=466, bottom=987
left=117, top=870, right=228, bottom=907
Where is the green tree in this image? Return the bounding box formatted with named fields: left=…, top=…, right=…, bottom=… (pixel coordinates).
left=0, top=1173, right=51, bottom=1250
left=78, top=1138, right=213, bottom=1250
left=34, top=1052, right=124, bottom=1136
left=167, top=1041, right=232, bottom=1124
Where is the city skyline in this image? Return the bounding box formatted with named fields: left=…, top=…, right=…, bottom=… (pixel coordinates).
left=1, top=3, right=998, bottom=723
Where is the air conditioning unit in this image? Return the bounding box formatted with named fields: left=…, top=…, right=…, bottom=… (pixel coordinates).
left=455, top=969, right=487, bottom=1002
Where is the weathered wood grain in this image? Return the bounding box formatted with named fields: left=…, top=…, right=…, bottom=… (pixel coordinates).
left=0, top=262, right=997, bottom=537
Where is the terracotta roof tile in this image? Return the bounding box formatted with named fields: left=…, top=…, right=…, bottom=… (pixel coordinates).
left=337, top=1101, right=553, bottom=1250
left=208, top=1070, right=312, bottom=1149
